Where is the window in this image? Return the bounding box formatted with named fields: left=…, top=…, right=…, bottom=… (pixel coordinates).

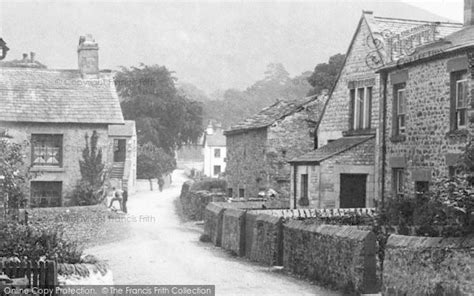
left=239, top=188, right=245, bottom=198
left=350, top=87, right=372, bottom=130
left=415, top=181, right=429, bottom=199
left=227, top=188, right=233, bottom=197
left=31, top=134, right=63, bottom=166
left=213, top=165, right=221, bottom=175
left=393, top=169, right=404, bottom=196
left=393, top=83, right=406, bottom=136
left=30, top=181, right=62, bottom=207
left=456, top=79, right=468, bottom=129
left=214, top=148, right=221, bottom=158
left=450, top=71, right=469, bottom=130
left=299, top=174, right=309, bottom=206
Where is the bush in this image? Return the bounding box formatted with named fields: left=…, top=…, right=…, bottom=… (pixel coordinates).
left=190, top=178, right=226, bottom=192
left=69, top=181, right=106, bottom=206
left=0, top=221, right=84, bottom=263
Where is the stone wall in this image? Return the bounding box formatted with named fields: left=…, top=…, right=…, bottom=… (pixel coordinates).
left=245, top=212, right=283, bottom=266
left=383, top=234, right=474, bottom=296
left=283, top=221, right=377, bottom=294
left=382, top=51, right=474, bottom=198
left=221, top=208, right=246, bottom=256
left=58, top=261, right=113, bottom=285
left=1, top=122, right=110, bottom=206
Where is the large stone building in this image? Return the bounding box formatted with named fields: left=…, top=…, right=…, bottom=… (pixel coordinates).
left=224, top=95, right=327, bottom=201
left=0, top=34, right=136, bottom=207
left=377, top=3, right=474, bottom=202
left=289, top=11, right=461, bottom=209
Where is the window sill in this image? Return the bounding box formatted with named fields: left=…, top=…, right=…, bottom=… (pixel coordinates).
left=445, top=129, right=469, bottom=139
left=342, top=129, right=376, bottom=137
left=390, top=134, right=407, bottom=142
left=30, top=166, right=65, bottom=172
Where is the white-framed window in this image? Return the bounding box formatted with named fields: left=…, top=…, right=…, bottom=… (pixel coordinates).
left=214, top=148, right=221, bottom=158
left=350, top=87, right=372, bottom=130
left=31, top=134, right=63, bottom=166
left=213, top=165, right=221, bottom=175
left=397, top=88, right=406, bottom=134
left=393, top=169, right=404, bottom=196
left=456, top=79, right=468, bottom=129
left=30, top=181, right=62, bottom=207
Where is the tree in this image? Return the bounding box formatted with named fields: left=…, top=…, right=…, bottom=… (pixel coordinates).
left=70, top=131, right=107, bottom=206
left=307, top=53, right=345, bottom=96
left=137, top=143, right=176, bottom=190
left=116, top=64, right=204, bottom=154
left=0, top=139, right=30, bottom=213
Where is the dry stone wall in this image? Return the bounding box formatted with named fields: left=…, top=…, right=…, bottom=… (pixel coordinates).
left=383, top=234, right=474, bottom=296
left=221, top=208, right=246, bottom=256
left=283, top=221, right=377, bottom=294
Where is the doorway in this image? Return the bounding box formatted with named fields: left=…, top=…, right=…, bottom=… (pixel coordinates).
left=340, top=174, right=367, bottom=208
left=113, top=139, right=127, bottom=162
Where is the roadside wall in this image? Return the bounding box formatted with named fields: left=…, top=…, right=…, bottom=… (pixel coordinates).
left=245, top=212, right=283, bottom=266
left=283, top=221, right=377, bottom=294
left=383, top=234, right=474, bottom=296
left=222, top=208, right=246, bottom=256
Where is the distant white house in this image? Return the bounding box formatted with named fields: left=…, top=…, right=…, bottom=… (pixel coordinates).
left=203, top=122, right=226, bottom=178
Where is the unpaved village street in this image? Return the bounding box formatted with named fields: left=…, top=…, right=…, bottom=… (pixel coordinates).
left=86, top=170, right=341, bottom=296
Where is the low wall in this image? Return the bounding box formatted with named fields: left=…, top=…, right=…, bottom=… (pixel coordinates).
left=222, top=208, right=246, bottom=256
left=254, top=207, right=376, bottom=219
left=58, top=261, right=113, bottom=285
left=283, top=221, right=377, bottom=294
left=27, top=205, right=129, bottom=246
left=383, top=234, right=474, bottom=296
left=204, top=203, right=227, bottom=246
left=245, top=212, right=283, bottom=266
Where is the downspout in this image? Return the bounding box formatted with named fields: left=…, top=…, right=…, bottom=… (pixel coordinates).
left=293, top=163, right=297, bottom=209
left=380, top=71, right=388, bottom=209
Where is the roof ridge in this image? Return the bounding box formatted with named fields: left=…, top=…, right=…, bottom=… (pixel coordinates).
left=373, top=15, right=462, bottom=26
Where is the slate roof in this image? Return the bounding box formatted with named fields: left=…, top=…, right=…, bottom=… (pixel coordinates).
left=108, top=120, right=136, bottom=137
left=0, top=67, right=124, bottom=124
left=379, top=25, right=474, bottom=71
left=225, top=95, right=324, bottom=135
left=289, top=135, right=375, bottom=164
left=204, top=130, right=226, bottom=147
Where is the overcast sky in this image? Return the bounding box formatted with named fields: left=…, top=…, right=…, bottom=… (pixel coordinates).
left=0, top=0, right=465, bottom=94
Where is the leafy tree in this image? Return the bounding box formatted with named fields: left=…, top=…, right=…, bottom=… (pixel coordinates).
left=137, top=143, right=176, bottom=190
left=0, top=139, right=30, bottom=212
left=116, top=64, right=204, bottom=154
left=70, top=131, right=107, bottom=206
left=307, top=53, right=345, bottom=96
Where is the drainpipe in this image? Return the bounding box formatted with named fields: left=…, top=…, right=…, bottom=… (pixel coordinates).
left=293, top=164, right=297, bottom=209
left=380, top=71, right=388, bottom=209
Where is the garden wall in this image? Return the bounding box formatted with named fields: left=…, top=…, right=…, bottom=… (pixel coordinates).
left=221, top=208, right=246, bottom=256
left=383, top=234, right=474, bottom=296
left=179, top=180, right=227, bottom=221
left=283, top=221, right=377, bottom=294
left=245, top=212, right=283, bottom=266
left=27, top=205, right=129, bottom=246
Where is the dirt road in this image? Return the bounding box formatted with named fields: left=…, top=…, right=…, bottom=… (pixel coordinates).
left=86, top=170, right=340, bottom=296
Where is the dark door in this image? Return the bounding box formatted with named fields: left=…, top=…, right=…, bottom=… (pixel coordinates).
left=113, top=139, right=127, bottom=162
left=340, top=174, right=367, bottom=208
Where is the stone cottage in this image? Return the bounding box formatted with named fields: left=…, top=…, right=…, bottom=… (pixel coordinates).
left=289, top=11, right=461, bottom=209
left=224, top=95, right=327, bottom=201
left=0, top=34, right=136, bottom=207
left=377, top=1, right=474, bottom=201
left=203, top=121, right=226, bottom=178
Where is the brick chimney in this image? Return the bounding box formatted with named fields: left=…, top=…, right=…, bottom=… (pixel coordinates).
left=465, top=0, right=474, bottom=26
left=77, top=34, right=99, bottom=77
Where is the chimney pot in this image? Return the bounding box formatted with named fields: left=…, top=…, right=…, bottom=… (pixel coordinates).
left=464, top=0, right=474, bottom=26
left=30, top=52, right=35, bottom=63
left=77, top=34, right=99, bottom=77
left=22, top=53, right=28, bottom=61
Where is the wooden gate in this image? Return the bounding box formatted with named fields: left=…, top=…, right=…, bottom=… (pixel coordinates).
left=0, top=260, right=58, bottom=290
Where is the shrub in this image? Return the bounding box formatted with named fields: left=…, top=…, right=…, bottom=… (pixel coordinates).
left=0, top=221, right=84, bottom=263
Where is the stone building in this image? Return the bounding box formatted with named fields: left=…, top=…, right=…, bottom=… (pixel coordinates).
left=377, top=2, right=474, bottom=201
left=0, top=34, right=136, bottom=207
left=203, top=122, right=226, bottom=178
left=224, top=95, right=327, bottom=202
left=289, top=11, right=461, bottom=209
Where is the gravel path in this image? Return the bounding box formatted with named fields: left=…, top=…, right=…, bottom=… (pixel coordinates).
left=86, top=170, right=341, bottom=296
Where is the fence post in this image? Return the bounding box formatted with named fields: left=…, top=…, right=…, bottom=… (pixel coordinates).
left=46, top=261, right=58, bottom=288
